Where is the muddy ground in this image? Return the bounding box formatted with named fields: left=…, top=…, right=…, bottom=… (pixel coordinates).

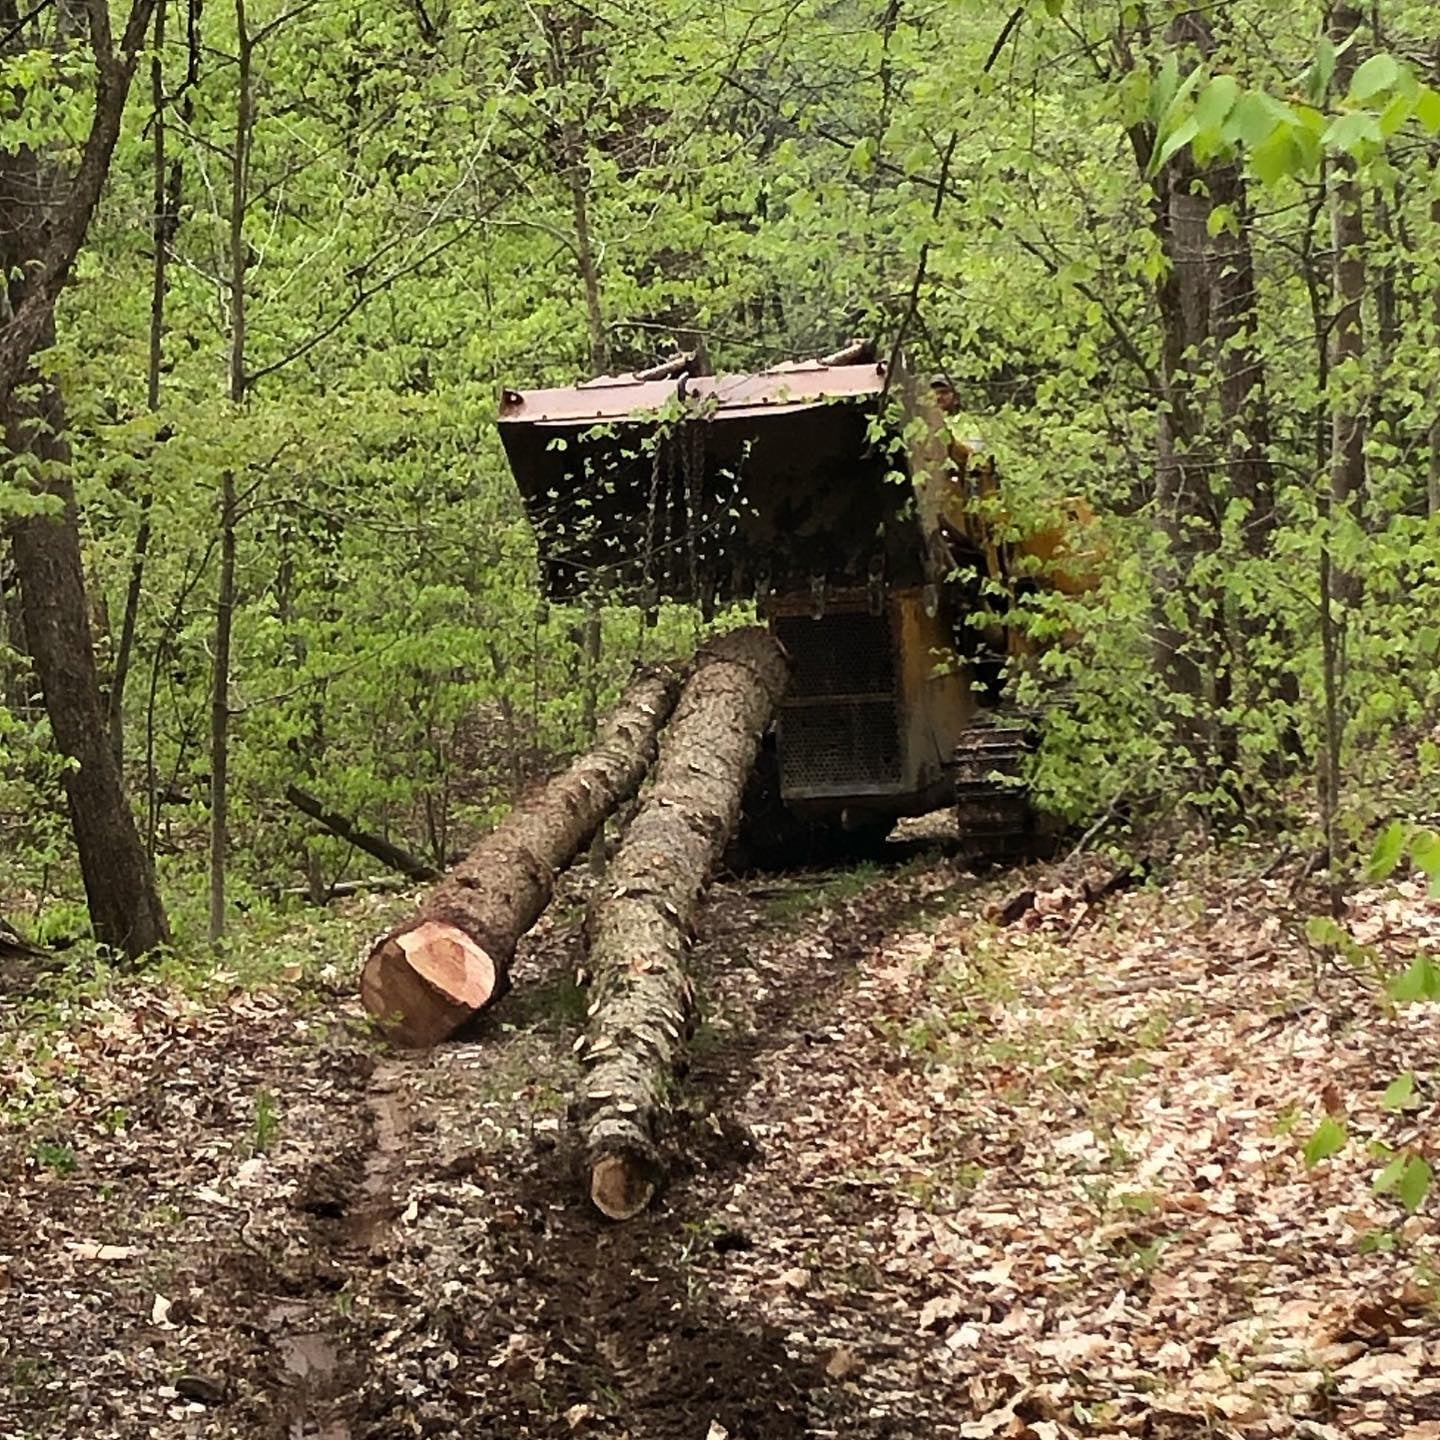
left=2, top=836, right=1438, bottom=1439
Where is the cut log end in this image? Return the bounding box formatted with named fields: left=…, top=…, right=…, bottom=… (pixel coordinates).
left=589, top=1151, right=657, bottom=1221
left=360, top=920, right=497, bottom=1048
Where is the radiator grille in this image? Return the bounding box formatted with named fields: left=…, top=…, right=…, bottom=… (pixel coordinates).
left=774, top=611, right=901, bottom=796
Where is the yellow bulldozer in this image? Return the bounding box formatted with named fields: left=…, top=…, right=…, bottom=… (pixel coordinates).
left=497, top=342, right=1095, bottom=860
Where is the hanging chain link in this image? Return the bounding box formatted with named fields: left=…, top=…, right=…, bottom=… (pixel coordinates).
left=683, top=415, right=705, bottom=606
left=642, top=434, right=663, bottom=610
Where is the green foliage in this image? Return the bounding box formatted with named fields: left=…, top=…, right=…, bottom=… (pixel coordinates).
left=1374, top=1151, right=1433, bottom=1214
left=4, top=0, right=1440, bottom=945
left=1302, top=1115, right=1347, bottom=1168
left=1301, top=818, right=1438, bottom=1213
left=31, top=1140, right=77, bottom=1176
left=1380, top=1072, right=1416, bottom=1112
left=252, top=1091, right=280, bottom=1156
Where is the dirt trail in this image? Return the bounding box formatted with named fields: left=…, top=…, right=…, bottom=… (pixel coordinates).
left=2, top=845, right=1438, bottom=1439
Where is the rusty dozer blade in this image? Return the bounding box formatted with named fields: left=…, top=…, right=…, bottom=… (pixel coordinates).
left=496, top=358, right=934, bottom=605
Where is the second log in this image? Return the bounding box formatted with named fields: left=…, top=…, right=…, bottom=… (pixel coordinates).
left=576, top=625, right=791, bottom=1220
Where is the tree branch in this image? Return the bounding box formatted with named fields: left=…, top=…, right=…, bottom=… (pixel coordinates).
left=244, top=217, right=482, bottom=386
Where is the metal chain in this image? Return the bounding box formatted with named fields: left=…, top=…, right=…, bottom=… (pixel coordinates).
left=684, top=416, right=705, bottom=605
left=642, top=436, right=663, bottom=605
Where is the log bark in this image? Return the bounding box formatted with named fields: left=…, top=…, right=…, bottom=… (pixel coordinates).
left=577, top=626, right=790, bottom=1221
left=285, top=784, right=439, bottom=882
left=360, top=665, right=681, bottom=1047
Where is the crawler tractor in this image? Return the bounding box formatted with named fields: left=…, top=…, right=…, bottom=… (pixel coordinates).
left=497, top=343, right=1053, bottom=859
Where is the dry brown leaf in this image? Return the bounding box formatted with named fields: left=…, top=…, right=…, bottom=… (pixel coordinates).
left=918, top=1292, right=964, bottom=1331
left=824, top=1346, right=865, bottom=1380
left=65, top=1240, right=140, bottom=1261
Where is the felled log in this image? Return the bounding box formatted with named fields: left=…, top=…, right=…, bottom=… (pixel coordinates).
left=285, top=784, right=439, bottom=882
left=360, top=666, right=681, bottom=1047
left=0, top=915, right=50, bottom=961
left=576, top=627, right=790, bottom=1220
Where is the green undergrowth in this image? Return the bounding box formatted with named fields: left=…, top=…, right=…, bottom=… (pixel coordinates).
left=0, top=894, right=392, bottom=1129
left=759, top=861, right=885, bottom=925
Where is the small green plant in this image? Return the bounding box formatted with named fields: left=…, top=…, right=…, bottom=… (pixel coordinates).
left=32, top=1140, right=76, bottom=1175
left=252, top=1091, right=281, bottom=1154
left=1114, top=1190, right=1158, bottom=1215
left=1295, top=823, right=1439, bottom=1214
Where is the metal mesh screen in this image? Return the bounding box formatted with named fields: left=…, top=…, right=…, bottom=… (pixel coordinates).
left=774, top=612, right=901, bottom=796
left=776, top=612, right=895, bottom=696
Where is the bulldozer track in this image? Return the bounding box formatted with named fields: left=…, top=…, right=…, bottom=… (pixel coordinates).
left=951, top=704, right=1036, bottom=859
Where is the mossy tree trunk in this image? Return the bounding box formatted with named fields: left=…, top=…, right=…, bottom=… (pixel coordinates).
left=577, top=626, right=789, bottom=1220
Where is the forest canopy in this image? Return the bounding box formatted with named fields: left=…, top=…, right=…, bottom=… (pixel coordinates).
left=3, top=0, right=1439, bottom=948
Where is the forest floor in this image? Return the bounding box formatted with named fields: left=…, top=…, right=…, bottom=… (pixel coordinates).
left=2, top=831, right=1439, bottom=1440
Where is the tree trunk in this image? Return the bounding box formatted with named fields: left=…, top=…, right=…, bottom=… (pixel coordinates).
left=1329, top=1, right=1367, bottom=606
left=578, top=627, right=790, bottom=1221
left=109, top=0, right=180, bottom=767
left=4, top=373, right=170, bottom=957
left=0, top=39, right=168, bottom=959
left=361, top=664, right=681, bottom=1047
left=1209, top=163, right=1274, bottom=561
left=544, top=3, right=609, bottom=374
left=1208, top=160, right=1301, bottom=759
left=1151, top=145, right=1216, bottom=763
left=210, top=0, right=252, bottom=946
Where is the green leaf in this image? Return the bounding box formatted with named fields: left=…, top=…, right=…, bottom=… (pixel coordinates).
left=1374, top=1153, right=1408, bottom=1194
left=1415, top=86, right=1440, bottom=134
left=1409, top=830, right=1440, bottom=883
left=1192, top=74, right=1239, bottom=133
left=1223, top=91, right=1293, bottom=150
left=1250, top=127, right=1305, bottom=185
left=1304, top=36, right=1337, bottom=105
left=1388, top=954, right=1440, bottom=1004
left=1303, top=1115, right=1348, bottom=1167
left=1398, top=1156, right=1432, bottom=1213
left=1148, top=52, right=1180, bottom=125
left=1379, top=93, right=1412, bottom=138
left=1157, top=62, right=1205, bottom=132
left=1368, top=820, right=1408, bottom=881
left=1380, top=1071, right=1415, bottom=1110
left=1206, top=203, right=1237, bottom=238
left=1150, top=114, right=1199, bottom=175
left=1306, top=915, right=1346, bottom=947
left=1349, top=52, right=1400, bottom=103
left=1323, top=110, right=1384, bottom=154
left=849, top=135, right=876, bottom=176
